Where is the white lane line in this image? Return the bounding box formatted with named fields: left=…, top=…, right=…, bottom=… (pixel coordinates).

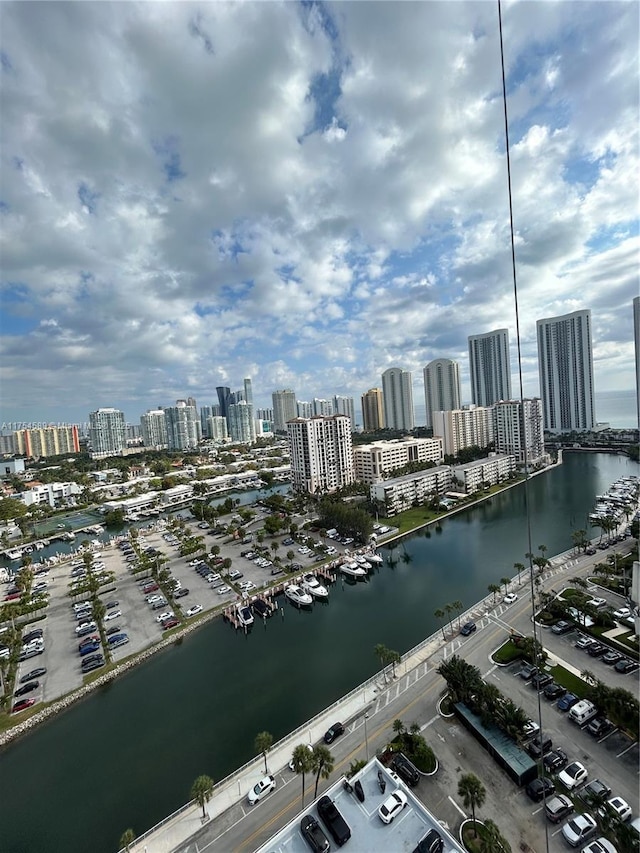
left=598, top=729, right=617, bottom=743
left=616, top=741, right=637, bottom=757
left=448, top=795, right=467, bottom=818
left=419, top=715, right=439, bottom=732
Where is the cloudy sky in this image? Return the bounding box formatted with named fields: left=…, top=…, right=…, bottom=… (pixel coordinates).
left=1, top=0, right=638, bottom=426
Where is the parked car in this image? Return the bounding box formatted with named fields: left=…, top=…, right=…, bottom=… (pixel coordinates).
left=579, top=779, right=612, bottom=805
left=22, top=628, right=44, bottom=643
left=543, top=682, right=566, bottom=700
left=378, top=790, right=408, bottom=824
left=557, top=692, right=579, bottom=712
left=104, top=610, right=121, bottom=621
left=12, top=698, right=36, bottom=713
left=174, top=588, right=189, bottom=598
left=18, top=646, right=44, bottom=662
left=543, top=748, right=568, bottom=773
left=247, top=774, right=276, bottom=805
left=614, top=658, right=638, bottom=674
left=581, top=839, right=617, bottom=853
left=531, top=672, right=554, bottom=691
left=587, top=642, right=606, bottom=658
left=503, top=593, right=518, bottom=605
left=558, top=761, right=588, bottom=790
left=522, top=719, right=540, bottom=739
left=575, top=636, right=594, bottom=650
left=161, top=618, right=179, bottom=630
left=323, top=722, right=345, bottom=744
left=108, top=634, right=129, bottom=649
left=460, top=621, right=476, bottom=636
left=545, top=794, right=574, bottom=823
left=317, top=795, right=351, bottom=847
left=300, top=814, right=330, bottom=853
left=561, top=814, right=597, bottom=847
left=14, top=680, right=40, bottom=697
left=81, top=656, right=105, bottom=673
left=525, top=777, right=555, bottom=802
left=601, top=650, right=622, bottom=666
left=413, top=829, right=445, bottom=853
left=519, top=664, right=538, bottom=681
left=586, top=717, right=614, bottom=738
left=612, top=607, right=631, bottom=620
left=19, top=667, right=46, bottom=683
left=599, top=796, right=632, bottom=822
left=391, top=752, right=420, bottom=787
left=186, top=605, right=202, bottom=617
left=586, top=598, right=607, bottom=610
left=527, top=734, right=553, bottom=759
left=79, top=640, right=101, bottom=656
left=551, top=620, right=573, bottom=634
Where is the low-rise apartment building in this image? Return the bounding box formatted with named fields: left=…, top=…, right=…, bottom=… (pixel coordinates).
left=452, top=454, right=516, bottom=494
left=353, top=437, right=443, bottom=484
left=370, top=465, right=452, bottom=516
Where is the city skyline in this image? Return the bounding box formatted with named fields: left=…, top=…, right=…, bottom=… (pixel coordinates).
left=1, top=2, right=638, bottom=424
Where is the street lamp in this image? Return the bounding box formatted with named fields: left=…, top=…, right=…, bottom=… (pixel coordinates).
left=364, top=712, right=370, bottom=761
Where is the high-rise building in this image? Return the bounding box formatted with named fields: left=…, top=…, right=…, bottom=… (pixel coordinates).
left=313, top=398, right=333, bottom=417
left=333, top=396, right=355, bottom=430
left=140, top=409, right=168, bottom=449
left=186, top=396, right=197, bottom=410
left=287, top=415, right=354, bottom=494
left=634, top=297, right=640, bottom=429
left=422, top=359, right=461, bottom=430
left=14, top=425, right=81, bottom=458
left=228, top=400, right=254, bottom=444
left=468, top=328, right=512, bottom=406
left=272, top=389, right=297, bottom=432
left=216, top=387, right=231, bottom=420
left=164, top=401, right=200, bottom=450
left=493, top=399, right=544, bottom=467
left=297, top=401, right=313, bottom=419
left=207, top=416, right=229, bottom=442
left=432, top=406, right=494, bottom=457
left=381, top=368, right=414, bottom=431
left=257, top=408, right=273, bottom=422
left=361, top=388, right=385, bottom=432
left=199, top=406, right=214, bottom=439
left=536, top=309, right=595, bottom=433
left=88, top=408, right=126, bottom=456
left=242, top=378, right=256, bottom=441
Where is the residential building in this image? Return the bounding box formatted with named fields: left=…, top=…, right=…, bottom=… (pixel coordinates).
left=423, top=358, right=461, bottom=430
left=297, top=401, right=313, bottom=419
left=256, top=407, right=273, bottom=422
left=243, top=378, right=256, bottom=442
left=164, top=401, right=199, bottom=450
left=468, top=328, right=512, bottom=406
left=312, top=398, right=333, bottom=417
left=13, top=425, right=81, bottom=458
left=361, top=388, right=385, bottom=431
left=216, top=386, right=231, bottom=420
left=452, top=454, right=516, bottom=494
left=634, top=296, right=640, bottom=429
left=536, top=309, right=595, bottom=432
left=432, top=406, right=494, bottom=457
left=287, top=415, right=354, bottom=494
left=493, top=399, right=545, bottom=468
left=371, top=466, right=452, bottom=516
left=381, top=367, right=414, bottom=431
left=353, top=437, right=443, bottom=484
left=228, top=400, right=254, bottom=444
left=207, top=416, right=229, bottom=442
left=333, top=395, right=355, bottom=429
left=88, top=408, right=127, bottom=456
left=1, top=458, right=25, bottom=478
left=140, top=409, right=168, bottom=449
left=199, top=405, right=214, bottom=439
left=272, top=389, right=297, bottom=432
left=17, top=481, right=83, bottom=508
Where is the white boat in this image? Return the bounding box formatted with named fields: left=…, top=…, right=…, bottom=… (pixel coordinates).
left=237, top=604, right=254, bottom=627
left=285, top=584, right=313, bottom=607
left=34, top=542, right=44, bottom=551
left=366, top=552, right=383, bottom=565
left=301, top=573, right=329, bottom=599
left=6, top=549, right=22, bottom=561
left=340, top=561, right=367, bottom=579
left=354, top=556, right=372, bottom=571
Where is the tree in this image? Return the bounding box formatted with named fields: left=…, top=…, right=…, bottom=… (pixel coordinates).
left=444, top=602, right=455, bottom=634
left=500, top=577, right=510, bottom=595
left=374, top=643, right=389, bottom=683
left=190, top=774, right=214, bottom=820
left=434, top=608, right=447, bottom=640
left=478, top=819, right=511, bottom=853
left=488, top=583, right=500, bottom=603
left=119, top=828, right=136, bottom=852
left=458, top=773, right=486, bottom=835
left=514, top=562, right=525, bottom=585
left=291, top=744, right=314, bottom=807
left=255, top=731, right=273, bottom=775
left=311, top=744, right=334, bottom=798
left=451, top=600, right=463, bottom=629
left=392, top=718, right=406, bottom=736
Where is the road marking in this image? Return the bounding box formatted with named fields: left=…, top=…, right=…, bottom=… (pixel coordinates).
left=552, top=827, right=563, bottom=836
left=616, top=741, right=637, bottom=757
left=447, top=795, right=467, bottom=818
left=598, top=729, right=617, bottom=743
left=532, top=806, right=543, bottom=815
left=419, top=714, right=439, bottom=732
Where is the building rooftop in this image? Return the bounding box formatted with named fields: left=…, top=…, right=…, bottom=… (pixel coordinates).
left=255, top=758, right=465, bottom=853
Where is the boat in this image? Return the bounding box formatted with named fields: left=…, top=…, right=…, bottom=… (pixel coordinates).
left=354, top=555, right=372, bottom=571
left=284, top=584, right=313, bottom=607
left=252, top=598, right=272, bottom=619
left=366, top=552, right=383, bottom=565
left=34, top=542, right=44, bottom=551
left=6, top=549, right=22, bottom=561
left=237, top=604, right=254, bottom=628
left=340, top=561, right=367, bottom=579
left=301, top=574, right=329, bottom=599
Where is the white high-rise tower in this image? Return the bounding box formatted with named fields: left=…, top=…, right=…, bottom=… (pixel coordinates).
left=468, top=328, right=512, bottom=406
left=381, top=368, right=414, bottom=431
left=422, top=358, right=461, bottom=429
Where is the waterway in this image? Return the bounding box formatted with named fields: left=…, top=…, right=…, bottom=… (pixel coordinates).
left=0, top=452, right=637, bottom=853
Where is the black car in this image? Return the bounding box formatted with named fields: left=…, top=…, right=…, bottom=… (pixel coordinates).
left=460, top=621, right=476, bottom=636
left=300, top=814, right=330, bottom=853
left=614, top=658, right=637, bottom=673
left=601, top=651, right=622, bottom=666
left=586, top=717, right=614, bottom=738
left=317, top=796, right=351, bottom=847
left=323, top=722, right=345, bottom=744
left=543, top=748, right=568, bottom=773
left=525, top=777, right=555, bottom=802
left=530, top=672, right=553, bottom=690
left=543, top=682, right=566, bottom=700
left=579, top=779, right=612, bottom=805
left=587, top=642, right=606, bottom=657
left=527, top=734, right=553, bottom=759
left=81, top=656, right=105, bottom=673
left=174, top=588, right=189, bottom=598
left=519, top=663, right=538, bottom=680
left=22, top=629, right=44, bottom=644
left=106, top=625, right=121, bottom=636
left=105, top=600, right=119, bottom=610
left=19, top=667, right=46, bottom=683
left=392, top=752, right=420, bottom=787
left=14, top=680, right=40, bottom=697
left=414, top=828, right=445, bottom=853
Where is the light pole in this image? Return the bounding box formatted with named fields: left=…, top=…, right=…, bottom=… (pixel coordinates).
left=364, top=712, right=370, bottom=761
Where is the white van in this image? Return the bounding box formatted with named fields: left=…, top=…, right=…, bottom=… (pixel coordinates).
left=569, top=699, right=598, bottom=726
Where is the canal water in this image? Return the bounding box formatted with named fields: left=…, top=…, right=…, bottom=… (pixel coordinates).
left=0, top=453, right=637, bottom=853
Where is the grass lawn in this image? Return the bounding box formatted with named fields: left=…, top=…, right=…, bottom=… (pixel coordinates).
left=548, top=664, right=590, bottom=698
left=492, top=640, right=525, bottom=664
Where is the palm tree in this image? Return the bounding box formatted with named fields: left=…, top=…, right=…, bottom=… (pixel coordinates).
left=119, top=828, right=136, bottom=852
left=386, top=648, right=401, bottom=677
left=311, top=744, right=334, bottom=798
left=271, top=541, right=279, bottom=558
left=458, top=773, right=486, bottom=836
left=451, top=600, right=463, bottom=628
left=513, top=562, right=525, bottom=585
left=444, top=602, right=455, bottom=634
left=286, top=550, right=295, bottom=567
left=478, top=819, right=511, bottom=853
left=392, top=718, right=406, bottom=737
left=434, top=607, right=447, bottom=640
left=500, top=577, right=510, bottom=595
left=487, top=583, right=500, bottom=603
left=254, top=731, right=273, bottom=775
left=291, top=744, right=314, bottom=807
left=190, top=774, right=214, bottom=820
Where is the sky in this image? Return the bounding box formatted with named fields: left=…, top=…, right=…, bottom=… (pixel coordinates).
left=1, top=0, right=639, bottom=427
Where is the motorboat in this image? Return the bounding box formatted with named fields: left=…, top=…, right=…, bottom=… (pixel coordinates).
left=6, top=549, right=22, bottom=561
left=301, top=573, right=329, bottom=599
left=237, top=604, right=254, bottom=627
left=354, top=555, right=372, bottom=571
left=366, top=552, right=383, bottom=565
left=285, top=584, right=313, bottom=607
left=252, top=598, right=272, bottom=619
left=340, top=561, right=367, bottom=579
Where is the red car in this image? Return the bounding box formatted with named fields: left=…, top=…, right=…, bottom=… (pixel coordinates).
left=142, top=583, right=159, bottom=593
left=4, top=592, right=22, bottom=602
left=161, top=618, right=179, bottom=630
left=78, top=635, right=100, bottom=649
left=12, top=698, right=36, bottom=714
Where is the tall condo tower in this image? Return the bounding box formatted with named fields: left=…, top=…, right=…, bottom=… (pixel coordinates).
left=422, top=358, right=461, bottom=429
left=381, top=368, right=414, bottom=431
left=468, top=328, right=512, bottom=406
left=272, top=389, right=297, bottom=432
left=361, top=388, right=385, bottom=431
left=634, top=296, right=640, bottom=429
left=216, top=387, right=231, bottom=420
left=287, top=416, right=354, bottom=494
left=88, top=408, right=126, bottom=455
left=536, top=309, right=595, bottom=433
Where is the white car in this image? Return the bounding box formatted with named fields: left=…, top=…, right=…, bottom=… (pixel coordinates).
left=188, top=559, right=200, bottom=567
left=612, top=607, right=631, bottom=620
left=558, top=761, right=588, bottom=790
left=217, top=585, right=231, bottom=595
left=146, top=595, right=163, bottom=605
left=104, top=610, right=121, bottom=621
left=238, top=581, right=256, bottom=592
left=75, top=622, right=97, bottom=634
left=561, top=814, right=597, bottom=847
left=186, top=605, right=202, bottom=617
left=581, top=838, right=618, bottom=853
left=247, top=774, right=276, bottom=805
left=378, top=790, right=408, bottom=824
left=600, top=796, right=632, bottom=822
left=503, top=593, right=518, bottom=605
left=155, top=611, right=174, bottom=623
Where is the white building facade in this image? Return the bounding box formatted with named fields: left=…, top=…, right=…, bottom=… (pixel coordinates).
left=370, top=466, right=453, bottom=516
left=228, top=400, right=254, bottom=444
left=381, top=368, right=414, bottom=431
left=272, top=390, right=297, bottom=433
left=164, top=402, right=200, bottom=450
left=468, top=328, right=512, bottom=406
left=493, top=399, right=545, bottom=468
left=423, top=358, right=461, bottom=430
left=287, top=415, right=354, bottom=495
left=452, top=454, right=515, bottom=494
left=353, top=437, right=443, bottom=484
left=140, top=409, right=168, bottom=449
left=432, top=407, right=494, bottom=457
left=89, top=408, right=127, bottom=456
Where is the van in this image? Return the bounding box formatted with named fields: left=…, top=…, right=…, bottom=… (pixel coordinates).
left=569, top=699, right=598, bottom=726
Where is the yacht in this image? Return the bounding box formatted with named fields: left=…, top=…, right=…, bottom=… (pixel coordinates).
left=366, top=551, right=383, bottom=565
left=6, top=548, right=22, bottom=561
left=252, top=598, right=272, bottom=619
left=340, top=561, right=367, bottom=579
left=237, top=604, right=254, bottom=628
left=354, top=555, right=372, bottom=571
left=285, top=584, right=313, bottom=607
left=301, top=573, right=329, bottom=599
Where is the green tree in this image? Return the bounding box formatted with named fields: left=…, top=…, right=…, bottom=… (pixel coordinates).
left=255, top=731, right=273, bottom=775
left=374, top=643, right=389, bottom=683
left=514, top=562, right=525, bottom=585
left=291, top=744, right=314, bottom=807
left=392, top=718, right=406, bottom=736
left=451, top=600, right=463, bottom=629
left=500, top=577, right=510, bottom=595
left=488, top=583, right=500, bottom=603
left=458, top=773, right=486, bottom=835
left=311, top=744, right=334, bottom=798
left=478, top=819, right=511, bottom=853
left=190, top=774, right=214, bottom=820
left=119, top=828, right=136, bottom=852
left=434, top=608, right=447, bottom=640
